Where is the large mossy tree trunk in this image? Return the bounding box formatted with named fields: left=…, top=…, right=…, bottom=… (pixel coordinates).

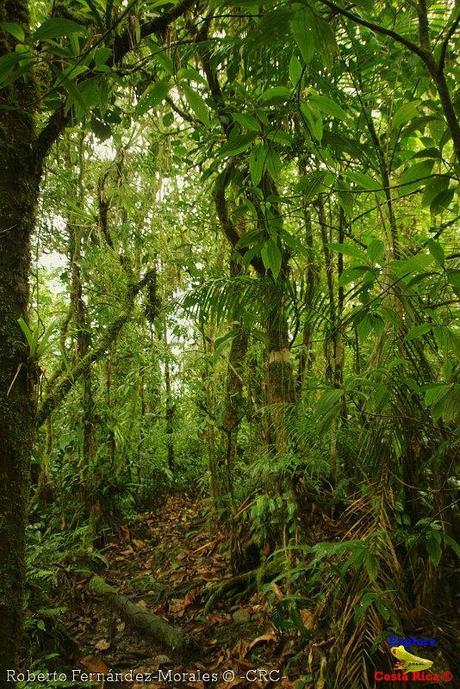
left=0, top=2, right=39, bottom=678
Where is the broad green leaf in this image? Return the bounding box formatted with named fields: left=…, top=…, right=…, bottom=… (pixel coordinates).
left=64, top=79, right=87, bottom=116
left=261, top=86, right=291, bottom=103
left=413, top=147, right=441, bottom=159
left=18, top=317, right=35, bottom=354
left=261, top=238, right=282, bottom=277
left=265, top=147, right=281, bottom=179
left=181, top=85, right=210, bottom=126
left=392, top=252, right=434, bottom=276
left=444, top=534, right=460, bottom=559
left=399, top=160, right=434, bottom=191
left=339, top=265, right=371, bottom=286
left=232, top=112, right=260, bottom=132
left=221, top=133, right=256, bottom=158
left=300, top=102, right=323, bottom=141
left=393, top=101, right=421, bottom=130
left=249, top=143, right=267, bottom=186
left=314, top=389, right=343, bottom=432
left=60, top=64, right=88, bottom=82
left=405, top=323, right=432, bottom=341
left=364, top=553, right=378, bottom=582
left=91, top=116, right=112, bottom=141
left=148, top=38, right=174, bottom=74
left=443, top=386, right=460, bottom=424
left=266, top=130, right=292, bottom=146
left=314, top=16, right=338, bottom=69
left=348, top=171, right=380, bottom=191
left=336, top=178, right=353, bottom=217
left=446, top=269, right=460, bottom=292
left=34, top=17, right=85, bottom=41
left=427, top=239, right=444, bottom=266
left=329, top=242, right=366, bottom=260
left=290, top=9, right=315, bottom=64
left=1, top=22, right=25, bottom=42
left=367, top=238, right=384, bottom=263
left=296, top=170, right=327, bottom=201
left=136, top=79, right=170, bottom=115
left=425, top=531, right=442, bottom=566
left=424, top=383, right=449, bottom=406
left=0, top=52, right=20, bottom=85
left=357, top=314, right=373, bottom=340
left=78, top=78, right=101, bottom=109
left=94, top=47, right=112, bottom=67
left=176, top=66, right=206, bottom=85
left=289, top=55, right=303, bottom=86
left=430, top=189, right=454, bottom=214
left=309, top=94, right=347, bottom=121
left=421, top=175, right=449, bottom=208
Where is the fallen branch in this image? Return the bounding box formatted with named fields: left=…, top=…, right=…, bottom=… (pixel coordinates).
left=89, top=576, right=189, bottom=655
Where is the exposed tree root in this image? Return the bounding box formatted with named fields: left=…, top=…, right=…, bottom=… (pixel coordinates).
left=203, top=562, right=278, bottom=614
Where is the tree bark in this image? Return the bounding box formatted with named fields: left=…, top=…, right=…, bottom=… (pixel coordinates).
left=266, top=301, right=295, bottom=455
left=163, top=322, right=175, bottom=472
left=0, top=3, right=41, bottom=678
left=68, top=136, right=95, bottom=466
left=297, top=202, right=318, bottom=390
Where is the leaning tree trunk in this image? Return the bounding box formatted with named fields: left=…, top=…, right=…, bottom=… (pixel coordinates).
left=0, top=3, right=40, bottom=678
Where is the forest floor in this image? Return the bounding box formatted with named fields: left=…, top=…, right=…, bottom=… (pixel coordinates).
left=67, top=495, right=316, bottom=689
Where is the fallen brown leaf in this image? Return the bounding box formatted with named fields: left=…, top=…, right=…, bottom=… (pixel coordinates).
left=79, top=655, right=109, bottom=674
left=183, top=588, right=198, bottom=609
left=300, top=609, right=315, bottom=630
left=231, top=639, right=250, bottom=659
left=247, top=632, right=277, bottom=652
left=94, top=639, right=110, bottom=651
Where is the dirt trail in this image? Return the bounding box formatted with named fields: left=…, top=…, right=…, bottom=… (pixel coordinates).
left=68, top=496, right=308, bottom=688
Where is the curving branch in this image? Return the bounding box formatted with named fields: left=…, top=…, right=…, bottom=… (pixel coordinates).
left=37, top=270, right=155, bottom=427
left=316, top=0, right=460, bottom=161
left=316, top=0, right=427, bottom=59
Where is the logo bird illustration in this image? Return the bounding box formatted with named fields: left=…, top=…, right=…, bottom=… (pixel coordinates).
left=391, top=645, right=434, bottom=673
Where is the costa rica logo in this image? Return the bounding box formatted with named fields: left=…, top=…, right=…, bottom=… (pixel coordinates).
left=373, top=634, right=454, bottom=683
left=390, top=645, right=433, bottom=673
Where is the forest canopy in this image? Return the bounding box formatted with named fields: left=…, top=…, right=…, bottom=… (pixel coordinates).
left=0, top=1, right=459, bottom=688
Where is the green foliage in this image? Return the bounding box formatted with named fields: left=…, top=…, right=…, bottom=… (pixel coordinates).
left=3, top=0, right=457, bottom=680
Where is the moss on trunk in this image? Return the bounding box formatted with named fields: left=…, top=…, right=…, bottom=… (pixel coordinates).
left=0, top=1, right=40, bottom=678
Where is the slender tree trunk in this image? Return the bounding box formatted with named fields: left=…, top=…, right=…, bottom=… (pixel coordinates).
left=163, top=323, right=175, bottom=472
left=317, top=198, right=335, bottom=384
left=106, top=359, right=116, bottom=467
left=0, top=2, right=40, bottom=677
left=334, top=208, right=345, bottom=392
left=297, top=205, right=318, bottom=390
left=222, top=259, right=248, bottom=493
left=200, top=322, right=219, bottom=508
left=69, top=136, right=95, bottom=467
left=266, top=303, right=295, bottom=455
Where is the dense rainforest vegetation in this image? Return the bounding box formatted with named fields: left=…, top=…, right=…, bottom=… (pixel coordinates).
left=0, top=1, right=459, bottom=688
